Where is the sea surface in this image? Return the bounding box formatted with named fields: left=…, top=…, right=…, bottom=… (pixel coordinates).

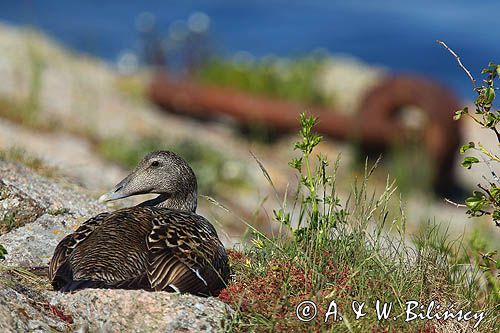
left=1, top=0, right=499, bottom=99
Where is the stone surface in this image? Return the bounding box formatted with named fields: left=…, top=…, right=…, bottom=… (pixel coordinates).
left=0, top=286, right=69, bottom=333
left=317, top=57, right=385, bottom=114
left=49, top=289, right=231, bottom=332
left=0, top=160, right=105, bottom=266
left=0, top=118, right=127, bottom=192
left=0, top=179, right=44, bottom=234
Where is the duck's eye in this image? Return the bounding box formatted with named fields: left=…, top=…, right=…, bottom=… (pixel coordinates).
left=151, top=161, right=160, bottom=167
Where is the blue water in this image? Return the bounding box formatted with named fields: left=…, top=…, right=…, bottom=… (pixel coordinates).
left=1, top=0, right=499, bottom=99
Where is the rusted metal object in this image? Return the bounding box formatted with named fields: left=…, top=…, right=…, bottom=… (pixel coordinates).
left=149, top=73, right=401, bottom=145
left=358, top=75, right=461, bottom=195
left=148, top=72, right=461, bottom=194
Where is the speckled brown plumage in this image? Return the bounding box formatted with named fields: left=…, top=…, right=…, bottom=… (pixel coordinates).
left=48, top=151, right=230, bottom=296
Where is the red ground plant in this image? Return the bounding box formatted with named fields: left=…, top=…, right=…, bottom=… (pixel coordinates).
left=219, top=249, right=353, bottom=332
left=43, top=303, right=74, bottom=324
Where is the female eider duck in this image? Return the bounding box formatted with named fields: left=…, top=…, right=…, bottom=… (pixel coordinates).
left=48, top=151, right=230, bottom=296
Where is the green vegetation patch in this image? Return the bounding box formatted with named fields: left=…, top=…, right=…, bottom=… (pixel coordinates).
left=0, top=213, right=20, bottom=235
left=0, top=147, right=59, bottom=179
left=0, top=97, right=40, bottom=128
left=220, top=115, right=498, bottom=332
left=98, top=136, right=250, bottom=195
left=0, top=43, right=45, bottom=128
left=194, top=55, right=331, bottom=106
left=47, top=207, right=70, bottom=216
left=114, top=75, right=147, bottom=102
left=0, top=244, right=7, bottom=260
left=98, top=136, right=163, bottom=170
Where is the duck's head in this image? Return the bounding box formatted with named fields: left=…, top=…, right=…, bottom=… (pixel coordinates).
left=99, top=151, right=198, bottom=212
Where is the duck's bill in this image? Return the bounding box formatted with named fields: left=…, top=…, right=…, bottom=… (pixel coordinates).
left=98, top=190, right=128, bottom=203
left=98, top=171, right=152, bottom=203
left=98, top=173, right=135, bottom=203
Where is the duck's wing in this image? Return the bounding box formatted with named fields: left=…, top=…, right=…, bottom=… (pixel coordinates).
left=48, top=212, right=110, bottom=282
left=146, top=210, right=230, bottom=296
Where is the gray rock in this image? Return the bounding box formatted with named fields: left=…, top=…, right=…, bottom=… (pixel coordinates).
left=0, top=179, right=44, bottom=234
left=0, top=160, right=106, bottom=266
left=49, top=289, right=231, bottom=332
left=1, top=214, right=80, bottom=267
left=0, top=160, right=104, bottom=216
left=0, top=286, right=70, bottom=333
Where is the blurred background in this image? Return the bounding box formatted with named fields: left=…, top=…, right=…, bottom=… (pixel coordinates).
left=0, top=1, right=498, bottom=245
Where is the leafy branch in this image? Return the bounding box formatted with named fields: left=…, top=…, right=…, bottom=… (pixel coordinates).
left=438, top=40, right=500, bottom=227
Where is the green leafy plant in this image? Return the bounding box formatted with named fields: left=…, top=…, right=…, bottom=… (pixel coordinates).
left=455, top=66, right=500, bottom=225
left=437, top=40, right=499, bottom=314
left=461, top=229, right=500, bottom=304
left=438, top=41, right=500, bottom=227
left=285, top=114, right=346, bottom=243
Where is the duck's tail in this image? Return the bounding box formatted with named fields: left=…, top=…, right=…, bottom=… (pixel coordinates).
left=59, top=279, right=106, bottom=292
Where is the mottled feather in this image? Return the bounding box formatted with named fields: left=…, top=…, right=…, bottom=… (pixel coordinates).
left=49, top=207, right=229, bottom=296
left=146, top=209, right=229, bottom=295
left=49, top=212, right=110, bottom=285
